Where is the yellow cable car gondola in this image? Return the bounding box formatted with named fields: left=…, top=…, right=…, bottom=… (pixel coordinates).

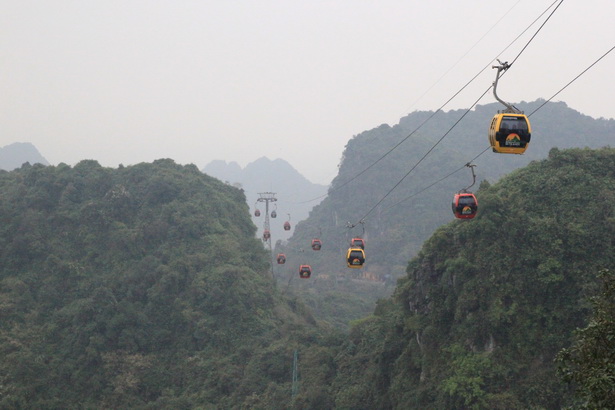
left=489, top=61, right=531, bottom=154
left=489, top=113, right=531, bottom=154
left=346, top=247, right=366, bottom=269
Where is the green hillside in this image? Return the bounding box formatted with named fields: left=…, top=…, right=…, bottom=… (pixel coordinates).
left=1, top=149, right=613, bottom=408
left=326, top=147, right=615, bottom=408
left=0, top=159, right=334, bottom=408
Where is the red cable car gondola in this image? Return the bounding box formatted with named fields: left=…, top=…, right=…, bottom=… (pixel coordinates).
left=254, top=209, right=261, bottom=217
left=276, top=253, right=286, bottom=264
left=283, top=221, right=291, bottom=231
left=263, top=229, right=271, bottom=240
left=452, top=192, right=478, bottom=219
left=311, top=239, right=322, bottom=251
left=299, top=264, right=312, bottom=279
left=350, top=238, right=365, bottom=250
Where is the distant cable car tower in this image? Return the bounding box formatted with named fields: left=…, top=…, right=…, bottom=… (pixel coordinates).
left=257, top=192, right=277, bottom=244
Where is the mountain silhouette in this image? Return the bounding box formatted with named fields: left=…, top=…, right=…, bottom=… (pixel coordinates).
left=202, top=157, right=328, bottom=242
left=0, top=142, right=49, bottom=170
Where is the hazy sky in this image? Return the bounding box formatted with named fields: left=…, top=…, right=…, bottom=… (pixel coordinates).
left=2, top=0, right=614, bottom=184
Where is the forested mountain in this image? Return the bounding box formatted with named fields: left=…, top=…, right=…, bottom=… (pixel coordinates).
left=1, top=149, right=613, bottom=408
left=324, top=147, right=615, bottom=408
left=277, top=100, right=615, bottom=328
left=0, top=142, right=49, bottom=170
left=203, top=157, right=328, bottom=241
left=0, top=159, right=336, bottom=408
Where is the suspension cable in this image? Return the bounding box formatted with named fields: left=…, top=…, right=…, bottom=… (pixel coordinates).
left=351, top=87, right=492, bottom=223
left=400, top=1, right=522, bottom=116
left=377, top=42, right=615, bottom=216
left=294, top=0, right=562, bottom=206
left=382, top=146, right=491, bottom=214
left=508, top=0, right=564, bottom=68
left=528, top=44, right=615, bottom=118
left=346, top=1, right=565, bottom=226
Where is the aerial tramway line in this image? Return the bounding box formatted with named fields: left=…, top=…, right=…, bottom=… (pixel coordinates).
left=271, top=0, right=614, bottom=282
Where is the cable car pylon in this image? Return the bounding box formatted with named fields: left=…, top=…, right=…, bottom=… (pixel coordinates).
left=257, top=192, right=277, bottom=243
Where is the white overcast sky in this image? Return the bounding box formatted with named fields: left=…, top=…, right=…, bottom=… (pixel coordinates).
left=1, top=0, right=614, bottom=184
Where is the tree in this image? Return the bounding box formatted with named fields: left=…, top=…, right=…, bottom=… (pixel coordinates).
left=557, top=269, right=615, bottom=408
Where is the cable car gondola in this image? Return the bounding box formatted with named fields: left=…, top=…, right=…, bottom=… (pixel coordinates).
left=489, top=61, right=531, bottom=154
left=271, top=210, right=277, bottom=218
left=346, top=247, right=366, bottom=269
left=452, top=192, right=478, bottom=219
left=311, top=239, right=322, bottom=251
left=452, top=163, right=478, bottom=219
left=254, top=209, right=261, bottom=217
left=489, top=113, right=531, bottom=154
left=350, top=238, right=365, bottom=250
left=263, top=229, right=271, bottom=240
left=299, top=264, right=312, bottom=279
left=283, top=221, right=291, bottom=231
left=276, top=253, right=286, bottom=264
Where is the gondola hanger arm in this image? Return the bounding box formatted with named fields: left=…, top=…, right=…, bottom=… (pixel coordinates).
left=462, top=163, right=477, bottom=192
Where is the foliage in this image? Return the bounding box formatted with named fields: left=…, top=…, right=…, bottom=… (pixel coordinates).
left=557, top=269, right=615, bottom=408
left=328, top=148, right=615, bottom=408
left=2, top=134, right=615, bottom=406
left=0, top=159, right=338, bottom=408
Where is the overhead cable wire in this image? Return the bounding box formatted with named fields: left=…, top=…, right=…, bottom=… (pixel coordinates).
left=527, top=44, right=615, bottom=118
left=400, top=0, right=522, bottom=117
left=348, top=86, right=493, bottom=227
left=295, top=0, right=562, bottom=206
left=348, top=0, right=565, bottom=226
left=381, top=146, right=492, bottom=214
left=378, top=40, right=615, bottom=216
left=508, top=0, right=564, bottom=68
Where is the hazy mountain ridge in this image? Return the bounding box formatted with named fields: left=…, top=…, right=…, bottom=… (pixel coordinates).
left=0, top=142, right=49, bottom=170
left=203, top=157, right=328, bottom=241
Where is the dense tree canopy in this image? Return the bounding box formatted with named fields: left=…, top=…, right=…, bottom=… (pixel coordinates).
left=0, top=159, right=332, bottom=408
left=1, top=146, right=614, bottom=408
left=557, top=268, right=615, bottom=408
left=326, top=147, right=615, bottom=408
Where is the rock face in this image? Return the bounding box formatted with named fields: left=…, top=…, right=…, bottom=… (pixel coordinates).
left=0, top=142, right=49, bottom=170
